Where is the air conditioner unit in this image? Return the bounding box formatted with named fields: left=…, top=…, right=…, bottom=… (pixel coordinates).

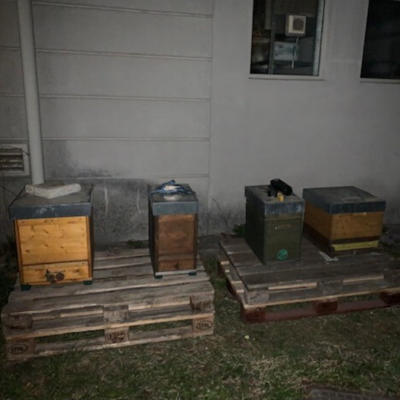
left=286, top=15, right=306, bottom=37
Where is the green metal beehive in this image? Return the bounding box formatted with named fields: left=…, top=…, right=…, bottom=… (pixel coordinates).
left=245, top=185, right=305, bottom=263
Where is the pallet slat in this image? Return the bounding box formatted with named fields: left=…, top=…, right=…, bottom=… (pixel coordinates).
left=8, top=269, right=208, bottom=303
left=4, top=306, right=213, bottom=340
left=2, top=248, right=214, bottom=361
left=7, top=325, right=210, bottom=361
left=219, top=237, right=400, bottom=323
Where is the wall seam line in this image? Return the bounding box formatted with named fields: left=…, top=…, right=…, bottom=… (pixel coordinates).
left=32, top=1, right=213, bottom=19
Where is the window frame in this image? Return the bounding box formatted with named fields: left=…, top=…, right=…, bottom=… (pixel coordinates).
left=360, top=0, right=400, bottom=84
left=249, top=0, right=329, bottom=81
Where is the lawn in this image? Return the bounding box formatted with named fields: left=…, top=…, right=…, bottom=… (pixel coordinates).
left=1, top=255, right=400, bottom=400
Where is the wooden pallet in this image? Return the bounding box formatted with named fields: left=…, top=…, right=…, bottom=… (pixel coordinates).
left=219, top=237, right=400, bottom=323
left=2, top=247, right=214, bottom=361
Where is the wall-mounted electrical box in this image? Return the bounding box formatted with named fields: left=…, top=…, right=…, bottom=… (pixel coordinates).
left=286, top=15, right=307, bottom=36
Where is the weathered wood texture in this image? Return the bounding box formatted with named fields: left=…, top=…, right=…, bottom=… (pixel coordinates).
left=219, top=237, right=400, bottom=323
left=304, top=202, right=383, bottom=255
left=303, top=223, right=380, bottom=257
left=304, top=202, right=384, bottom=241
left=2, top=247, right=214, bottom=361
left=150, top=212, right=198, bottom=275
left=14, top=216, right=93, bottom=285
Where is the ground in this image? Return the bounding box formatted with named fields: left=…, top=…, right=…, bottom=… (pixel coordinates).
left=1, top=230, right=400, bottom=400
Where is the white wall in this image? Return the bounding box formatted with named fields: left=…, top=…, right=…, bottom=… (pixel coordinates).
left=0, top=0, right=213, bottom=242
left=1, top=0, right=400, bottom=242
left=208, top=0, right=400, bottom=230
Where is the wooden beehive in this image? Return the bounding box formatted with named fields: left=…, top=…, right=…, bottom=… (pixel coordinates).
left=149, top=185, right=198, bottom=277
left=9, top=185, right=94, bottom=289
left=245, top=185, right=305, bottom=263
left=303, top=186, right=386, bottom=254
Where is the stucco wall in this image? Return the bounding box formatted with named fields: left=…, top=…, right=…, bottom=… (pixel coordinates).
left=1, top=0, right=400, bottom=244
left=208, top=0, right=400, bottom=231
left=0, top=0, right=213, bottom=243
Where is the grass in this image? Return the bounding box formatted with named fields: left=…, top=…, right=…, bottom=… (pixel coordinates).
left=1, top=256, right=400, bottom=399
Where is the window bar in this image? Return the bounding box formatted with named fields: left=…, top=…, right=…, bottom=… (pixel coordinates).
left=312, top=0, right=325, bottom=76
left=268, top=0, right=276, bottom=74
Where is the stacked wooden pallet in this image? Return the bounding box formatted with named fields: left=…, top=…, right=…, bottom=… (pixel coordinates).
left=219, top=237, right=400, bottom=323
left=2, top=247, right=214, bottom=361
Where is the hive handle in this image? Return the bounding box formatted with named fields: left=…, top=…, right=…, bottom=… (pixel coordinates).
left=45, top=270, right=65, bottom=283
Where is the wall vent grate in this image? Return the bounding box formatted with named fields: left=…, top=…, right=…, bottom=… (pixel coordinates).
left=0, top=144, right=30, bottom=176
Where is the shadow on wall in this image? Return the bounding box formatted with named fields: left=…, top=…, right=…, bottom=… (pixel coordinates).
left=49, top=178, right=210, bottom=244
left=0, top=178, right=29, bottom=244
left=208, top=197, right=245, bottom=236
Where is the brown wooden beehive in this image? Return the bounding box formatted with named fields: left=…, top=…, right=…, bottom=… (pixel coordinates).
left=148, top=184, right=198, bottom=277
left=9, top=185, right=94, bottom=289
left=303, top=186, right=385, bottom=255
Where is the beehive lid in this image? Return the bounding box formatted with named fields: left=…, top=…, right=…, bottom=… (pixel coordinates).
left=245, top=185, right=305, bottom=215
left=9, top=184, right=93, bottom=219
left=149, top=184, right=199, bottom=215
left=302, top=186, right=386, bottom=214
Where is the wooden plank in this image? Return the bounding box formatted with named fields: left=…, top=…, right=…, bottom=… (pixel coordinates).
left=235, top=253, right=391, bottom=279
left=331, top=212, right=383, bottom=240
left=94, top=247, right=149, bottom=261
left=8, top=270, right=209, bottom=303
left=220, top=237, right=387, bottom=277
left=192, top=316, right=214, bottom=333
left=14, top=219, right=25, bottom=284
left=241, top=260, right=392, bottom=291
left=94, top=256, right=152, bottom=270
left=332, top=240, right=379, bottom=251
left=4, top=306, right=214, bottom=340
left=3, top=281, right=214, bottom=316
left=225, top=253, right=261, bottom=268
left=6, top=325, right=212, bottom=361
left=157, top=256, right=197, bottom=273
left=22, top=261, right=90, bottom=285
left=304, top=202, right=333, bottom=239
left=220, top=242, right=254, bottom=255
left=86, top=216, right=93, bottom=279
left=17, top=217, right=89, bottom=265
left=3, top=246, right=215, bottom=360
left=17, top=217, right=88, bottom=226
left=14, top=258, right=204, bottom=288
left=242, top=278, right=398, bottom=308
left=241, top=298, right=390, bottom=324
left=218, top=237, right=400, bottom=324
left=304, top=203, right=384, bottom=240
left=157, top=214, right=196, bottom=256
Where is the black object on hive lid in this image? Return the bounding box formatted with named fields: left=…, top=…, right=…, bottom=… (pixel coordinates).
left=245, top=185, right=305, bottom=263
left=270, top=179, right=293, bottom=196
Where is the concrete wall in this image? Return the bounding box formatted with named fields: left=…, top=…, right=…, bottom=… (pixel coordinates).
left=1, top=0, right=400, bottom=244
left=0, top=0, right=213, bottom=243
left=208, top=0, right=400, bottom=231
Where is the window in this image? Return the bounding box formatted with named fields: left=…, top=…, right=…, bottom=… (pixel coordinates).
left=361, top=0, right=400, bottom=80
left=250, top=0, right=325, bottom=76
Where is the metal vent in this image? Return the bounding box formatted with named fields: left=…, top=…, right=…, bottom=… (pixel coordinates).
left=0, top=144, right=30, bottom=176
